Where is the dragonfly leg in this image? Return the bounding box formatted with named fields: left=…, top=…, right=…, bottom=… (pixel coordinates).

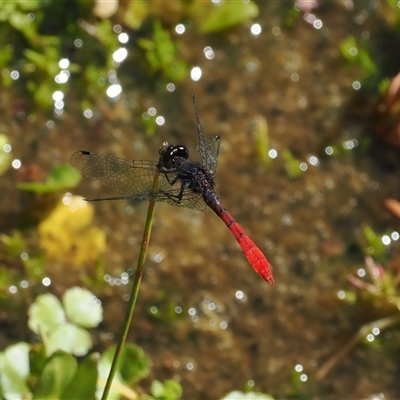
left=158, top=181, right=186, bottom=204
left=158, top=167, right=181, bottom=186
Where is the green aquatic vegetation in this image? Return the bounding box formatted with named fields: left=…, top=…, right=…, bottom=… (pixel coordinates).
left=282, top=148, right=303, bottom=178
left=339, top=36, right=377, bottom=78
left=142, top=110, right=158, bottom=136
left=0, top=135, right=13, bottom=176
left=0, top=231, right=25, bottom=259
left=35, top=352, right=98, bottom=400
left=0, top=231, right=45, bottom=286
left=190, top=1, right=259, bottom=33
left=28, top=289, right=102, bottom=356
left=317, top=256, right=400, bottom=381
left=0, top=287, right=178, bottom=400
left=0, top=231, right=46, bottom=287
left=221, top=391, right=274, bottom=400
left=252, top=116, right=271, bottom=166
left=138, top=20, right=188, bottom=81
left=17, top=164, right=81, bottom=194
left=0, top=0, right=261, bottom=113
left=123, top=0, right=150, bottom=30
left=360, top=224, right=386, bottom=258
left=146, top=379, right=183, bottom=400
left=0, top=1, right=41, bottom=45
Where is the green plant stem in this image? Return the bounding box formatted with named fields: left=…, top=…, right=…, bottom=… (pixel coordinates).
left=101, top=169, right=160, bottom=400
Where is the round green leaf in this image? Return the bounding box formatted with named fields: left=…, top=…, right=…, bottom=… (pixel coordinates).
left=0, top=343, right=31, bottom=399
left=60, top=353, right=99, bottom=400
left=63, top=287, right=103, bottom=328
left=150, top=379, right=182, bottom=399
left=4, top=342, right=30, bottom=380
left=221, top=391, right=274, bottom=400
left=119, top=343, right=150, bottom=384
left=46, top=323, right=92, bottom=357
left=33, top=351, right=77, bottom=399
left=28, top=294, right=66, bottom=335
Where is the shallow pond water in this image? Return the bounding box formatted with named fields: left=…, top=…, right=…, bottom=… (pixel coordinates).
left=2, top=2, right=400, bottom=399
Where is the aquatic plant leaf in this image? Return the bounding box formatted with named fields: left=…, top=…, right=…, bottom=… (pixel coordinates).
left=0, top=343, right=30, bottom=399
left=138, top=20, right=188, bottom=81
left=221, top=391, right=274, bottom=400
left=16, top=0, right=40, bottom=11
left=166, top=60, right=188, bottom=81
left=28, top=294, right=66, bottom=335
left=46, top=324, right=92, bottom=357
left=124, top=0, right=149, bottom=29
left=339, top=36, right=377, bottom=76
left=17, top=164, right=81, bottom=194
left=119, top=343, right=150, bottom=384
left=362, top=224, right=385, bottom=256
left=0, top=134, right=12, bottom=176
left=32, top=351, right=77, bottom=399
left=60, top=353, right=98, bottom=400
left=198, top=1, right=259, bottom=33
left=63, top=287, right=103, bottom=328
left=150, top=379, right=182, bottom=400
left=3, top=343, right=30, bottom=380
left=282, top=149, right=303, bottom=178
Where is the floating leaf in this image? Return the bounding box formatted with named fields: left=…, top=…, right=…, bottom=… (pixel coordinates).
left=63, top=287, right=103, bottom=328
left=150, top=379, right=182, bottom=400
left=46, top=323, right=92, bottom=357
left=60, top=353, right=99, bottom=400
left=28, top=294, right=66, bottom=335
left=17, top=164, right=81, bottom=194
left=0, top=343, right=31, bottom=400
left=3, top=343, right=31, bottom=381
left=32, top=351, right=77, bottom=399
left=119, top=343, right=150, bottom=384
left=196, top=1, right=259, bottom=33
left=221, top=391, right=274, bottom=400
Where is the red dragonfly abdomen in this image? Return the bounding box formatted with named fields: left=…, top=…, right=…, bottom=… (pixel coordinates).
left=203, top=191, right=274, bottom=285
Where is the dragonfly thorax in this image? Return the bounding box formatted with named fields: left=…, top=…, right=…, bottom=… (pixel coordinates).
left=180, top=162, right=215, bottom=194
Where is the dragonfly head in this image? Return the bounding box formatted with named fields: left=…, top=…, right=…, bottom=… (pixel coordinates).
left=158, top=143, right=189, bottom=168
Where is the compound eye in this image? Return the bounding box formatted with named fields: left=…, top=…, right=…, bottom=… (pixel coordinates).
left=160, top=145, right=189, bottom=166
left=171, top=145, right=189, bottom=160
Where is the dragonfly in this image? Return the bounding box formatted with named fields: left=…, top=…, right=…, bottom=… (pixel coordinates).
left=70, top=95, right=274, bottom=285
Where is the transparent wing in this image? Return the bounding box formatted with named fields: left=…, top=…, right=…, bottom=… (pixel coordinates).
left=70, top=151, right=160, bottom=196
left=191, top=95, right=221, bottom=178
left=193, top=135, right=221, bottom=178
left=70, top=151, right=207, bottom=211
left=146, top=189, right=206, bottom=211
